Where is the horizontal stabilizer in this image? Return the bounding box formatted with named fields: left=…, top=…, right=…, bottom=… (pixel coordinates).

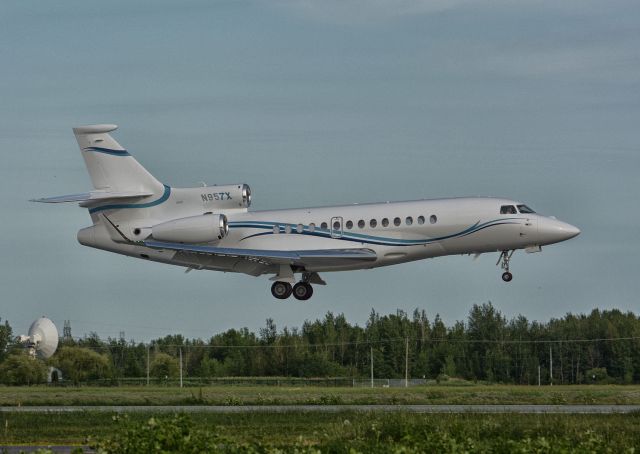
left=31, top=190, right=153, bottom=204
left=144, top=240, right=377, bottom=266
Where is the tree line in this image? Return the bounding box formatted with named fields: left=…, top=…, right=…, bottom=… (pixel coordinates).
left=1, top=303, right=639, bottom=385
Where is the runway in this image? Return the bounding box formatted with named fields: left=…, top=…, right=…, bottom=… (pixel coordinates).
left=2, top=404, right=639, bottom=414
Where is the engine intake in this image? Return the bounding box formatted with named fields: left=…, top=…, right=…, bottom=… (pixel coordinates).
left=151, top=213, right=228, bottom=244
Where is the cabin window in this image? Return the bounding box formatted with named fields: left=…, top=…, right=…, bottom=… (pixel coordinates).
left=309, top=223, right=315, bottom=232
left=382, top=218, right=389, bottom=227
left=370, top=219, right=377, bottom=228
left=346, top=220, right=353, bottom=229
left=500, top=205, right=517, bottom=214
left=358, top=219, right=365, bottom=229
left=333, top=220, right=341, bottom=230
left=430, top=215, right=437, bottom=224
left=273, top=225, right=279, bottom=234
left=285, top=225, right=292, bottom=234
left=394, top=217, right=401, bottom=226
left=296, top=224, right=304, bottom=233
left=417, top=215, right=425, bottom=225
left=406, top=216, right=413, bottom=226
left=321, top=222, right=328, bottom=229
left=517, top=204, right=536, bottom=214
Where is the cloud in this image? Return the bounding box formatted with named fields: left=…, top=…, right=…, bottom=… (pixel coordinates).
left=267, top=0, right=631, bottom=25
left=486, top=45, right=639, bottom=79
left=269, top=0, right=473, bottom=25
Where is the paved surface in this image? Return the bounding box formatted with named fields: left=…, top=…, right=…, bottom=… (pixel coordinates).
left=0, top=446, right=92, bottom=454
left=2, top=404, right=640, bottom=413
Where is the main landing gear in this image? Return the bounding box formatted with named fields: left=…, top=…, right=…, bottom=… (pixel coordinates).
left=497, top=250, right=514, bottom=282
left=270, top=281, right=313, bottom=300
left=270, top=270, right=322, bottom=300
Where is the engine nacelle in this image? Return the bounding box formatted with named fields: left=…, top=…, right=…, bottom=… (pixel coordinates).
left=200, top=183, right=251, bottom=209
left=151, top=213, right=228, bottom=243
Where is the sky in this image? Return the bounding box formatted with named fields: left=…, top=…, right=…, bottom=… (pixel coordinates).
left=1, top=0, right=639, bottom=342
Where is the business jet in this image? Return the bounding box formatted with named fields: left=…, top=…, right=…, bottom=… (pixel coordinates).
left=33, top=125, right=580, bottom=300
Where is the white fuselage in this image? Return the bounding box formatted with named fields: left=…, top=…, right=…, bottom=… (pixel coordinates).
left=38, top=124, right=581, bottom=299
left=78, top=188, right=579, bottom=277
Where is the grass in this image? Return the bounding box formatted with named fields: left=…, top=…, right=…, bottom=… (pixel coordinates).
left=1, top=384, right=639, bottom=406
left=2, top=411, right=640, bottom=452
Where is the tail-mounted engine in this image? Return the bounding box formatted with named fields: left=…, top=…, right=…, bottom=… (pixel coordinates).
left=200, top=183, right=251, bottom=209
left=151, top=213, right=228, bottom=244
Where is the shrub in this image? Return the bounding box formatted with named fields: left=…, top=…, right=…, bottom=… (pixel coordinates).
left=0, top=350, right=48, bottom=385
left=150, top=352, right=179, bottom=380
left=91, top=414, right=222, bottom=453
left=52, top=346, right=113, bottom=385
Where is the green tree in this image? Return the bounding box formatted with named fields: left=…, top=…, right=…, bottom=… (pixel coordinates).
left=150, top=352, right=179, bottom=380
left=53, top=346, right=113, bottom=384
left=0, top=318, right=13, bottom=363
left=0, top=350, right=48, bottom=385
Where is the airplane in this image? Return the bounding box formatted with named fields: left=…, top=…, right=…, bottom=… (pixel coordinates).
left=33, top=124, right=580, bottom=300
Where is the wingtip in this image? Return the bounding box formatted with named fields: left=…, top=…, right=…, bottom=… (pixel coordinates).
left=72, top=124, right=118, bottom=135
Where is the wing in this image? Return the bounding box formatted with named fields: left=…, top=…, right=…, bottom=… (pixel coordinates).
left=143, top=240, right=377, bottom=266
left=31, top=190, right=153, bottom=204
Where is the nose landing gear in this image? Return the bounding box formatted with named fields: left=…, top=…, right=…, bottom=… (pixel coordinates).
left=497, top=250, right=515, bottom=282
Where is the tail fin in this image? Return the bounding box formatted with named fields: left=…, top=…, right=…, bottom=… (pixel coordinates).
left=73, top=124, right=164, bottom=194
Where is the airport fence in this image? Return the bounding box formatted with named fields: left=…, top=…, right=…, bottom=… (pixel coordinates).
left=47, top=377, right=433, bottom=387
left=52, top=377, right=355, bottom=387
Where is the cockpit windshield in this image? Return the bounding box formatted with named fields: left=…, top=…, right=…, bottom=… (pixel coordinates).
left=517, top=204, right=536, bottom=214
left=500, top=205, right=517, bottom=214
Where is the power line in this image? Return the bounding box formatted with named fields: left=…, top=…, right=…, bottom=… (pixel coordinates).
left=67, top=335, right=640, bottom=350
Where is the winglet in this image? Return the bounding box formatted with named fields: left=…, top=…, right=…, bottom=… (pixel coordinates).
left=72, top=124, right=118, bottom=134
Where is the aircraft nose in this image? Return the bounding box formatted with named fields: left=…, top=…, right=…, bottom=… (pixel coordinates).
left=562, top=223, right=581, bottom=239
left=538, top=218, right=581, bottom=245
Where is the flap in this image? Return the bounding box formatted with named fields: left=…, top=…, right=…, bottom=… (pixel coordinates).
left=144, top=240, right=377, bottom=266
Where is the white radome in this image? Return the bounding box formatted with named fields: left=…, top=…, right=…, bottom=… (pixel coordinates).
left=27, top=317, right=59, bottom=359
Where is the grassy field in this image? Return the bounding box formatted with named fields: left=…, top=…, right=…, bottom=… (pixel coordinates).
left=1, top=384, right=639, bottom=406
left=1, top=411, right=640, bottom=452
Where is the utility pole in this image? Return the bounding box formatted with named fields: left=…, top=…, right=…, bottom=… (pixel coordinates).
left=370, top=346, right=374, bottom=389
left=538, top=365, right=541, bottom=386
left=549, top=346, right=553, bottom=386
left=405, top=337, right=409, bottom=388
left=179, top=348, right=183, bottom=388
left=146, top=345, right=150, bottom=386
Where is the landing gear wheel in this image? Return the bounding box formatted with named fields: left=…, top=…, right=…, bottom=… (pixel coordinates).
left=502, top=272, right=513, bottom=282
left=271, top=281, right=292, bottom=299
left=293, top=282, right=313, bottom=300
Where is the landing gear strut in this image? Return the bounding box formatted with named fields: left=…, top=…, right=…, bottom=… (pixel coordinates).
left=497, top=250, right=514, bottom=282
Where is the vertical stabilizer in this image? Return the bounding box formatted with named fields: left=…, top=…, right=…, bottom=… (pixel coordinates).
left=73, top=124, right=164, bottom=194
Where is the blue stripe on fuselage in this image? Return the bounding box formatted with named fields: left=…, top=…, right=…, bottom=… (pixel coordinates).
left=230, top=218, right=521, bottom=247
left=88, top=185, right=171, bottom=214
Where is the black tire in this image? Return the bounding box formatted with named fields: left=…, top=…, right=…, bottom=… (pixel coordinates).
left=293, top=282, right=313, bottom=300
left=271, top=281, right=292, bottom=299
left=502, top=272, right=513, bottom=282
